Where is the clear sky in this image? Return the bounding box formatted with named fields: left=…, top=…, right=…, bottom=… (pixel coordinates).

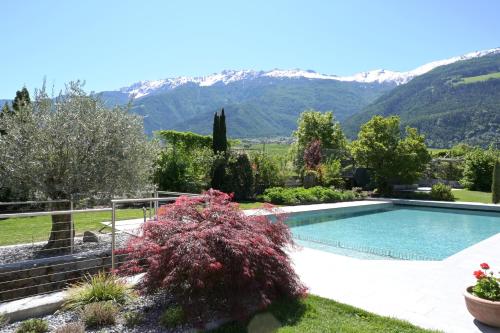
left=1, top=0, right=499, bottom=98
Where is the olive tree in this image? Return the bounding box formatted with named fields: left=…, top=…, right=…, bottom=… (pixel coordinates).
left=0, top=82, right=158, bottom=252
left=351, top=115, right=430, bottom=194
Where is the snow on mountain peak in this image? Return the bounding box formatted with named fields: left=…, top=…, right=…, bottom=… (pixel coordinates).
left=119, top=47, right=500, bottom=98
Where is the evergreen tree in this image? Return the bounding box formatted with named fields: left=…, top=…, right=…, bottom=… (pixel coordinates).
left=219, top=108, right=227, bottom=152
left=492, top=159, right=500, bottom=204
left=212, top=112, right=220, bottom=153
left=12, top=87, right=31, bottom=112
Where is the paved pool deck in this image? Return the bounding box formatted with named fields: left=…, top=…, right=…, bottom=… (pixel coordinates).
left=105, top=200, right=500, bottom=333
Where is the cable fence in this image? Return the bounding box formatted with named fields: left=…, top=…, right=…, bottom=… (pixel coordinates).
left=0, top=191, right=200, bottom=303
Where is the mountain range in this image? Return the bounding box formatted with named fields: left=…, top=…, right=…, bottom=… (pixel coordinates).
left=2, top=48, right=494, bottom=147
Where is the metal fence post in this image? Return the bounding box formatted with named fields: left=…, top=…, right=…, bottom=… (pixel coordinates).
left=111, top=201, right=116, bottom=271
left=70, top=199, right=74, bottom=254
left=143, top=206, right=147, bottom=223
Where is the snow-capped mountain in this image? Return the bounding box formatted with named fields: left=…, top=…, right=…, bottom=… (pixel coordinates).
left=119, top=47, right=500, bottom=99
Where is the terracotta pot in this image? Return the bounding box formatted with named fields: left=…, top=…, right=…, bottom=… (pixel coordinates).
left=464, top=286, right=500, bottom=328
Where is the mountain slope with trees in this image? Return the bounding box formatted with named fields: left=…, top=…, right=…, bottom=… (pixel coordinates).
left=99, top=78, right=394, bottom=137
left=344, top=54, right=500, bottom=147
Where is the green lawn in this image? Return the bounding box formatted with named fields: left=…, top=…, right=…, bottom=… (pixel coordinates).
left=240, top=143, right=290, bottom=157
left=453, top=189, right=492, bottom=204
left=237, top=201, right=270, bottom=209
left=213, top=295, right=439, bottom=333
left=0, top=208, right=144, bottom=246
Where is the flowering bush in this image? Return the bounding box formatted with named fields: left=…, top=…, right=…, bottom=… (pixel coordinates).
left=117, top=190, right=306, bottom=324
left=472, top=263, right=500, bottom=301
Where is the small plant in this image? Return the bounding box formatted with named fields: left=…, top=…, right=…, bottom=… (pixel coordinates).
left=64, top=271, right=134, bottom=310
left=259, top=186, right=359, bottom=205
left=472, top=263, right=500, bottom=301
left=123, top=311, right=144, bottom=328
left=429, top=183, right=454, bottom=201
left=54, top=322, right=85, bottom=333
left=15, top=318, right=48, bottom=333
left=159, top=306, right=184, bottom=328
left=0, top=312, right=8, bottom=328
left=81, top=301, right=118, bottom=328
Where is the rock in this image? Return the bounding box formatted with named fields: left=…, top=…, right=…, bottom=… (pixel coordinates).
left=83, top=231, right=99, bottom=243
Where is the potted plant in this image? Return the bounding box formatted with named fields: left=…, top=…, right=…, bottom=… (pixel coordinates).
left=464, top=263, right=500, bottom=327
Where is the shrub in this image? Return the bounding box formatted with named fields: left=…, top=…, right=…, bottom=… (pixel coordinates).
left=0, top=312, right=8, bottom=328
left=429, top=183, right=454, bottom=201
left=159, top=306, right=184, bottom=328
left=259, top=186, right=359, bottom=205
left=492, top=159, right=500, bottom=204
left=250, top=152, right=287, bottom=192
left=303, top=139, right=322, bottom=170
left=117, top=190, right=306, bottom=324
left=460, top=148, right=497, bottom=191
left=81, top=301, right=118, bottom=328
left=123, top=311, right=144, bottom=328
left=320, top=158, right=344, bottom=188
left=15, top=319, right=48, bottom=333
left=63, top=272, right=134, bottom=310
left=222, top=153, right=254, bottom=200
left=54, top=322, right=85, bottom=333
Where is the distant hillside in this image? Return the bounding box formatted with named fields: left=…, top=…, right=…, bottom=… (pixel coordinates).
left=100, top=78, right=394, bottom=137
left=344, top=54, right=500, bottom=148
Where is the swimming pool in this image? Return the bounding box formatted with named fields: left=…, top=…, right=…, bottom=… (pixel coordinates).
left=287, top=205, right=500, bottom=260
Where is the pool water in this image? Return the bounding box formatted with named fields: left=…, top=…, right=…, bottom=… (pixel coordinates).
left=287, top=206, right=500, bottom=260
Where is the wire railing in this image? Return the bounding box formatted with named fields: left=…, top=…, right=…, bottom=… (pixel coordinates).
left=293, top=233, right=436, bottom=261
left=0, top=191, right=200, bottom=303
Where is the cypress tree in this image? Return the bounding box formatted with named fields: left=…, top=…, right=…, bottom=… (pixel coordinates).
left=492, top=159, right=500, bottom=204
left=212, top=112, right=220, bottom=153
left=220, top=108, right=227, bottom=152
left=12, top=87, right=31, bottom=112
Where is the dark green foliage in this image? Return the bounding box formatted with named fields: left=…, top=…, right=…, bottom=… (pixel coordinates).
left=219, top=109, right=227, bottom=151
left=159, top=306, right=184, bottom=328
left=212, top=108, right=228, bottom=154
left=351, top=116, right=431, bottom=193
left=212, top=111, right=220, bottom=153
left=492, top=160, right=500, bottom=204
left=345, top=54, right=500, bottom=147
left=81, top=301, right=118, bottom=328
left=222, top=153, right=254, bottom=200
left=211, top=156, right=226, bottom=190
left=460, top=148, right=497, bottom=191
left=12, top=87, right=31, bottom=112
left=429, top=183, right=455, bottom=201
left=15, top=319, right=48, bottom=333
left=260, top=186, right=358, bottom=205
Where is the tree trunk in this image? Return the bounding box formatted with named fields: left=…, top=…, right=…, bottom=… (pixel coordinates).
left=42, top=201, right=74, bottom=254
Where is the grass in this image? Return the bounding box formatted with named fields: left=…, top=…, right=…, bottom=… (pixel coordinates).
left=453, top=189, right=492, bottom=204
left=454, top=72, right=500, bottom=85
left=237, top=201, right=270, bottom=209
left=212, top=295, right=439, bottom=333
left=236, top=143, right=291, bottom=157
left=0, top=208, right=144, bottom=246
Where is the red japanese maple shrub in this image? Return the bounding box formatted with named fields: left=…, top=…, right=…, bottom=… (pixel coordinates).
left=304, top=139, right=322, bottom=170
left=117, top=189, right=306, bottom=323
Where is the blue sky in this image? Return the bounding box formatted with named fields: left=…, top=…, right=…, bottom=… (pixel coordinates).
left=0, top=0, right=499, bottom=98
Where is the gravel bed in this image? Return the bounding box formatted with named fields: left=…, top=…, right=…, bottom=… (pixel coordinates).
left=0, top=294, right=199, bottom=333
left=0, top=233, right=131, bottom=265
